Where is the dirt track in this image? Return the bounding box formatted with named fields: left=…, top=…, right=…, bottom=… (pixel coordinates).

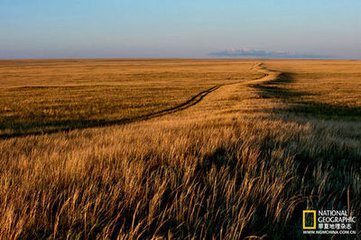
left=0, top=63, right=278, bottom=139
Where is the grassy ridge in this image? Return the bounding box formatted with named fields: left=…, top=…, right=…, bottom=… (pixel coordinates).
left=0, top=60, right=360, bottom=239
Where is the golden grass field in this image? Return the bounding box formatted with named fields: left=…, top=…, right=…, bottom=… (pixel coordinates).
left=0, top=59, right=360, bottom=239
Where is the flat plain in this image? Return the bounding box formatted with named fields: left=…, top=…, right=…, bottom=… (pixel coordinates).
left=0, top=59, right=360, bottom=239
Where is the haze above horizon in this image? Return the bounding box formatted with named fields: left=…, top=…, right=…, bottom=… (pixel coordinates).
left=0, top=0, right=360, bottom=59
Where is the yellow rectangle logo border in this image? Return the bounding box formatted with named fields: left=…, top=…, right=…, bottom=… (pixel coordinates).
left=303, top=210, right=317, bottom=229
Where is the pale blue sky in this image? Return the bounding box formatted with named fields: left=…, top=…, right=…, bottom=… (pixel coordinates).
left=0, top=0, right=360, bottom=59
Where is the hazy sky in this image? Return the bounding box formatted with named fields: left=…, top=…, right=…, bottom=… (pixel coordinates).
left=1, top=0, right=360, bottom=59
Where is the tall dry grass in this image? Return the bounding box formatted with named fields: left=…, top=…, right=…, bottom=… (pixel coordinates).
left=0, top=60, right=360, bottom=239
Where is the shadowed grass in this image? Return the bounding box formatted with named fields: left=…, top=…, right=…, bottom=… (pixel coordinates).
left=253, top=71, right=361, bottom=120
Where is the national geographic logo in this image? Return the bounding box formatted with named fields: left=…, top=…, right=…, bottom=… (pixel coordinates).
left=302, top=210, right=357, bottom=235
left=303, top=210, right=316, bottom=230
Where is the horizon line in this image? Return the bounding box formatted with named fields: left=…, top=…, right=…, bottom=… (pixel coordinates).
left=0, top=57, right=360, bottom=61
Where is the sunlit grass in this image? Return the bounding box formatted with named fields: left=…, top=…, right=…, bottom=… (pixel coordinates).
left=0, top=60, right=360, bottom=239
left=0, top=59, right=260, bottom=136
